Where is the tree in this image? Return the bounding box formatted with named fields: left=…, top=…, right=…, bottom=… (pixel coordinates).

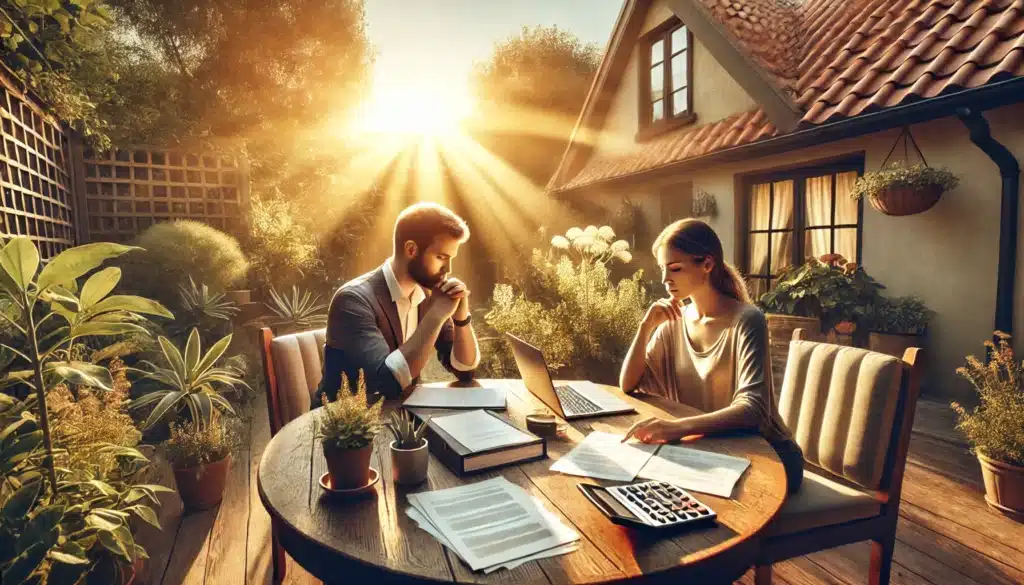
left=469, top=25, right=601, bottom=187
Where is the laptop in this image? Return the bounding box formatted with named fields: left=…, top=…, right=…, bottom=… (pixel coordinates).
left=505, top=333, right=635, bottom=420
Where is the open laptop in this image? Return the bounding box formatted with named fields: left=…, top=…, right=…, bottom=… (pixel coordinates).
left=505, top=333, right=635, bottom=420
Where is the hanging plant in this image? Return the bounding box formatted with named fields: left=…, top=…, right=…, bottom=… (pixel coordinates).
left=852, top=127, right=959, bottom=216
left=692, top=189, right=718, bottom=218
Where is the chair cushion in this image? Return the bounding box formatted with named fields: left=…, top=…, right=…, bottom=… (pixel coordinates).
left=766, top=470, right=882, bottom=536
left=777, top=340, right=904, bottom=490
left=269, top=329, right=326, bottom=427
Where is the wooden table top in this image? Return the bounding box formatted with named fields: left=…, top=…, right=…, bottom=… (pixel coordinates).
left=257, top=379, right=787, bottom=584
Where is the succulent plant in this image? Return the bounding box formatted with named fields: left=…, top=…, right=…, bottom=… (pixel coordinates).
left=388, top=409, right=429, bottom=449
left=316, top=370, right=382, bottom=450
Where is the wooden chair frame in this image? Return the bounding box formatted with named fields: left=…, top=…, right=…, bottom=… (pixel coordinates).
left=754, top=328, right=925, bottom=585
left=257, top=326, right=288, bottom=585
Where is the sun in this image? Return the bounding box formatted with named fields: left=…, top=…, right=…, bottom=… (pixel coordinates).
left=354, top=77, right=474, bottom=137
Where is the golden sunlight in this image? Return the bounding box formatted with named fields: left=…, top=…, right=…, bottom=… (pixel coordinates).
left=353, top=76, right=474, bottom=137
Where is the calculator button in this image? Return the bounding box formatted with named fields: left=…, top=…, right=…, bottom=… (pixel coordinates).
left=627, top=495, right=636, bottom=502
left=686, top=511, right=699, bottom=519
left=697, top=508, right=709, bottom=515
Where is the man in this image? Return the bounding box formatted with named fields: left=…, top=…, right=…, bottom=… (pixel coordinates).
left=314, top=202, right=480, bottom=404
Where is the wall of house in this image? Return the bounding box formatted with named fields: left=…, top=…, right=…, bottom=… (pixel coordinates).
left=598, top=102, right=1024, bottom=403
left=594, top=1, right=758, bottom=160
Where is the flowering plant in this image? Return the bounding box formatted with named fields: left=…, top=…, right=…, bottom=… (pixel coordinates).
left=851, top=161, right=959, bottom=200
left=953, top=332, right=1024, bottom=466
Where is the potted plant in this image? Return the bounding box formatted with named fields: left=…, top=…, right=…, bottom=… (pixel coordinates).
left=165, top=414, right=242, bottom=511
left=316, top=370, right=383, bottom=490
left=852, top=161, right=959, bottom=216
left=952, top=331, right=1024, bottom=521
left=387, top=410, right=430, bottom=485
left=867, top=295, right=933, bottom=358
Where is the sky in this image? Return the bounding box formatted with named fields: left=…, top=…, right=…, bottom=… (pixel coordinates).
left=363, top=0, right=623, bottom=101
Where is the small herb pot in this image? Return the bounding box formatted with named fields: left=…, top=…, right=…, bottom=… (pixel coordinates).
left=390, top=439, right=429, bottom=486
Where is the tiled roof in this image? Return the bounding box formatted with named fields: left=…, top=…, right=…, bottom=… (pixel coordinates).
left=552, top=0, right=1024, bottom=191
left=558, top=109, right=777, bottom=191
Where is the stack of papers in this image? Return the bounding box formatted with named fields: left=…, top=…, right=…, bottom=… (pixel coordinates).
left=431, top=409, right=536, bottom=452
left=406, top=477, right=579, bottom=573
left=403, top=385, right=506, bottom=409
left=551, top=431, right=752, bottom=498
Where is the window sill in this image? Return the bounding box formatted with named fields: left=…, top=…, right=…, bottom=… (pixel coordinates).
left=635, top=113, right=697, bottom=142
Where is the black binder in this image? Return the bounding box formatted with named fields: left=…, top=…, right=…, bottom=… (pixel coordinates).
left=407, top=408, right=547, bottom=475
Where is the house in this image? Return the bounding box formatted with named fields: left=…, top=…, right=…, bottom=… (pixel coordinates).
left=547, top=0, right=1024, bottom=402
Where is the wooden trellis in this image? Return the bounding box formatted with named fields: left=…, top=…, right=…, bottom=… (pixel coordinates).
left=79, top=146, right=250, bottom=243
left=0, top=71, right=76, bottom=259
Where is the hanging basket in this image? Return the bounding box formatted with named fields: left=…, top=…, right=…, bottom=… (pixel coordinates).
left=869, top=184, right=944, bottom=216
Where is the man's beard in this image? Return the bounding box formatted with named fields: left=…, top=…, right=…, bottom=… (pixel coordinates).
left=408, top=254, right=444, bottom=288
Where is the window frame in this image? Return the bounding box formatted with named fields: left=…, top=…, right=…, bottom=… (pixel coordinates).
left=740, top=157, right=866, bottom=296
left=637, top=17, right=695, bottom=140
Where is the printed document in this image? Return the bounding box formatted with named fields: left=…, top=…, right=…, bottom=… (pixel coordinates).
left=431, top=409, right=536, bottom=453
left=549, top=431, right=658, bottom=481
left=403, top=385, right=506, bottom=409
left=638, top=444, right=751, bottom=497
left=407, top=476, right=578, bottom=572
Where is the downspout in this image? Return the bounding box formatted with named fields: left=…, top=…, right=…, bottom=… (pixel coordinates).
left=956, top=107, right=1020, bottom=339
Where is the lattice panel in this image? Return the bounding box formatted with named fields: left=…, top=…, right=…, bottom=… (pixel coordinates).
left=82, top=147, right=248, bottom=242
left=0, top=74, right=75, bottom=259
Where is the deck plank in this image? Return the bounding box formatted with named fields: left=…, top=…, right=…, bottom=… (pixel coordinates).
left=899, top=501, right=1024, bottom=575
left=204, top=417, right=253, bottom=585
left=161, top=507, right=218, bottom=585
left=134, top=449, right=184, bottom=585
left=246, top=396, right=274, bottom=585
left=895, top=514, right=1023, bottom=585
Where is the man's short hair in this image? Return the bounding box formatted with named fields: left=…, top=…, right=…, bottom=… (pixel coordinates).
left=393, top=202, right=469, bottom=254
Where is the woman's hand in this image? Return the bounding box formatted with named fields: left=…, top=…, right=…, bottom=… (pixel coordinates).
left=622, top=416, right=689, bottom=444
left=641, top=298, right=683, bottom=330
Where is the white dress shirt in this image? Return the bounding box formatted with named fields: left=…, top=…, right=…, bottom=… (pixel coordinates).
left=381, top=259, right=479, bottom=389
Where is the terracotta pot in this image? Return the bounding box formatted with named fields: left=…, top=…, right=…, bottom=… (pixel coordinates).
left=172, top=455, right=231, bottom=512
left=390, top=439, right=429, bottom=486
left=977, top=452, right=1024, bottom=521
left=323, top=443, right=373, bottom=490
left=868, top=331, right=921, bottom=358
left=224, top=289, right=251, bottom=305
left=869, top=184, right=943, bottom=216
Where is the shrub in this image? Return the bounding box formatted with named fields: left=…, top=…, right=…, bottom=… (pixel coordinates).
left=317, top=370, right=382, bottom=450
left=953, top=332, right=1024, bottom=466
left=118, top=220, right=249, bottom=309
left=869, top=295, right=933, bottom=335
left=483, top=225, right=648, bottom=382
left=244, top=197, right=321, bottom=290
left=165, top=414, right=243, bottom=469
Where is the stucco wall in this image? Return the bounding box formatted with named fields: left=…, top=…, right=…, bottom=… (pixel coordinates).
left=592, top=102, right=1024, bottom=403
left=595, top=1, right=758, bottom=159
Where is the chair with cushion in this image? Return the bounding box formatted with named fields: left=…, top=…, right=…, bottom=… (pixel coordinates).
left=258, top=327, right=327, bottom=584
left=755, top=329, right=924, bottom=585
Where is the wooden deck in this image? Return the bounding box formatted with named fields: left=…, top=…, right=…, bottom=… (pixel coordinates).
left=136, top=395, right=1024, bottom=585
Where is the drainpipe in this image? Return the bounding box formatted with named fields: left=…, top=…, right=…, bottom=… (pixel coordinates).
left=956, top=107, right=1020, bottom=340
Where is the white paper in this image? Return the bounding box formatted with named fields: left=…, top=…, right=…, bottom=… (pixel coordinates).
left=406, top=506, right=578, bottom=573
left=638, top=444, right=751, bottom=498
left=407, top=477, right=578, bottom=572
left=549, top=431, right=659, bottom=481
left=403, top=385, right=506, bottom=409
left=431, top=409, right=536, bottom=453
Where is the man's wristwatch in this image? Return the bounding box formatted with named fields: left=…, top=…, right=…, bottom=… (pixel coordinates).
left=453, top=314, right=472, bottom=327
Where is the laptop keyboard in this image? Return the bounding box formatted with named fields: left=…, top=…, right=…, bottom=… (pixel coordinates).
left=555, top=385, right=602, bottom=415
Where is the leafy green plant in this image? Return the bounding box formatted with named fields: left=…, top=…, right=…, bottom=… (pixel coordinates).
left=0, top=393, right=174, bottom=585
left=244, top=197, right=322, bottom=290
left=0, top=237, right=172, bottom=498
left=165, top=414, right=243, bottom=470
left=757, top=254, right=885, bottom=333
left=483, top=225, right=648, bottom=381
left=171, top=277, right=239, bottom=341
left=316, top=370, right=382, bottom=450
left=117, top=220, right=249, bottom=310
left=387, top=410, right=429, bottom=449
left=128, top=328, right=248, bottom=431
left=869, top=295, right=932, bottom=335
left=953, top=332, right=1024, bottom=466
left=851, top=162, right=959, bottom=201
left=261, top=285, right=328, bottom=334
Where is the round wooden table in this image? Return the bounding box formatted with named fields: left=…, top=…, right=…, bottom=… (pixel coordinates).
left=258, top=380, right=787, bottom=584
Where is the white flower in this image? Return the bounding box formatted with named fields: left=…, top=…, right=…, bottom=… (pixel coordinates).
left=551, top=235, right=570, bottom=250
left=611, top=239, right=630, bottom=252
left=614, top=250, right=633, bottom=264
left=598, top=226, right=616, bottom=241
left=589, top=240, right=610, bottom=255
left=566, top=227, right=583, bottom=241
left=573, top=235, right=596, bottom=249
left=584, top=225, right=599, bottom=236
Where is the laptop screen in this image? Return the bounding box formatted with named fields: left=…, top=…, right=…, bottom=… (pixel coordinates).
left=504, top=333, right=565, bottom=417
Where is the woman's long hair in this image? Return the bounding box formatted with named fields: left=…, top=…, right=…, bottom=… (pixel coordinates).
left=652, top=219, right=752, bottom=304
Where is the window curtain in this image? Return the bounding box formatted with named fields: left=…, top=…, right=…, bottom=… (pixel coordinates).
left=804, top=175, right=832, bottom=260
left=748, top=183, right=770, bottom=276
left=834, top=171, right=859, bottom=262
left=770, top=180, right=794, bottom=276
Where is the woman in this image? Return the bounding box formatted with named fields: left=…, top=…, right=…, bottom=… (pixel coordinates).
left=619, top=218, right=803, bottom=494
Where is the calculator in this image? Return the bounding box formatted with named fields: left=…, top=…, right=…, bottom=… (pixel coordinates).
left=577, top=480, right=717, bottom=529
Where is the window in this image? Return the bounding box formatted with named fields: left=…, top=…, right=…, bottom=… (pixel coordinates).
left=742, top=161, right=864, bottom=300
left=640, top=19, right=692, bottom=135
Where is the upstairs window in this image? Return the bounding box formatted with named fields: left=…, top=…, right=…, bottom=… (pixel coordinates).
left=640, top=20, right=692, bottom=136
